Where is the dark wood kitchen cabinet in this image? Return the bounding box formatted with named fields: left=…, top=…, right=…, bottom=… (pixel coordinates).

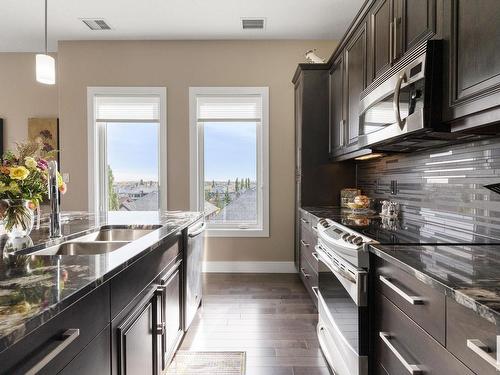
left=345, top=21, right=367, bottom=149
left=444, top=0, right=500, bottom=130
left=116, top=290, right=158, bottom=375
left=329, top=55, right=345, bottom=155
left=293, top=66, right=356, bottom=267
left=367, top=0, right=436, bottom=85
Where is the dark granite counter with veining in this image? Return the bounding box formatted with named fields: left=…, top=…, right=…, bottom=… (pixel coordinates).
left=370, top=244, right=500, bottom=325
left=0, top=210, right=202, bottom=352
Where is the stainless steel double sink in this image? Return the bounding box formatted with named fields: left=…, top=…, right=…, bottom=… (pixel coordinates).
left=27, top=225, right=162, bottom=256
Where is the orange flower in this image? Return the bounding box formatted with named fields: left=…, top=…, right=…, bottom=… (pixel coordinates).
left=0, top=166, right=10, bottom=175
left=59, top=182, right=67, bottom=195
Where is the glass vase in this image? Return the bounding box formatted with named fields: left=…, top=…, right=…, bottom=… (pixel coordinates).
left=0, top=199, right=35, bottom=238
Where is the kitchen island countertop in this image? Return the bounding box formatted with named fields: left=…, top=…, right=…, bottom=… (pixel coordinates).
left=0, top=210, right=202, bottom=352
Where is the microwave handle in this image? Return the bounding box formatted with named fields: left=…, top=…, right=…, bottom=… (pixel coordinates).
left=393, top=73, right=407, bottom=129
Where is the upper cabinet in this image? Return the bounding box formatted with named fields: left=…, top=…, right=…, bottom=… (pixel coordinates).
left=444, top=0, right=500, bottom=129
left=329, top=55, right=345, bottom=155
left=368, top=0, right=436, bottom=85
left=345, top=21, right=368, bottom=148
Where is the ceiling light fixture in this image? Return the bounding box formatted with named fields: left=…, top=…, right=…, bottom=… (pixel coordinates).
left=36, top=0, right=55, bottom=85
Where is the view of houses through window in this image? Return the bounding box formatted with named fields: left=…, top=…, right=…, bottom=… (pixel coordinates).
left=105, top=122, right=160, bottom=211
left=203, top=122, right=257, bottom=225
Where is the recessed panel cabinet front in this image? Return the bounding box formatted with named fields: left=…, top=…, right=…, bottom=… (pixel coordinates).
left=345, top=21, right=367, bottom=148
left=117, top=291, right=157, bottom=375
left=445, top=0, right=500, bottom=126
left=329, top=55, right=345, bottom=155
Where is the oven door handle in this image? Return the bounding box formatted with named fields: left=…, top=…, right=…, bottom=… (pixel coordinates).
left=315, top=245, right=356, bottom=284
left=393, top=73, right=407, bottom=129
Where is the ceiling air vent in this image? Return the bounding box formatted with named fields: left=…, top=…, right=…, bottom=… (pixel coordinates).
left=81, top=19, right=112, bottom=31
left=241, top=18, right=265, bottom=30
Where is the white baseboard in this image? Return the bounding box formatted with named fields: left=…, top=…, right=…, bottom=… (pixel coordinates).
left=202, top=261, right=297, bottom=273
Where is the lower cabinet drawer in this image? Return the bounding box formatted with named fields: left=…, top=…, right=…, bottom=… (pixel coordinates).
left=447, top=297, right=499, bottom=375
left=299, top=251, right=318, bottom=305
left=58, top=325, right=111, bottom=375
left=300, top=225, right=318, bottom=273
left=374, top=256, right=446, bottom=345
left=375, top=293, right=474, bottom=375
left=0, top=284, right=110, bottom=375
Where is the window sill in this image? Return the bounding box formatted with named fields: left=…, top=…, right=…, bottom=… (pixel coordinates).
left=205, top=228, right=269, bottom=238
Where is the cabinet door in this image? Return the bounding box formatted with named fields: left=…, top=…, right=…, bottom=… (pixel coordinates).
left=117, top=294, right=157, bottom=375
left=345, top=21, right=367, bottom=147
left=399, top=0, right=436, bottom=54
left=329, top=56, right=344, bottom=154
left=368, top=0, right=393, bottom=83
left=446, top=0, right=500, bottom=122
left=161, top=264, right=183, bottom=370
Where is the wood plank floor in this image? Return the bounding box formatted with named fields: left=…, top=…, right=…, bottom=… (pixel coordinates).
left=179, top=273, right=331, bottom=375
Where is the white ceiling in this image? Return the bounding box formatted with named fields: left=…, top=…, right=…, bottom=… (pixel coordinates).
left=1, top=0, right=364, bottom=52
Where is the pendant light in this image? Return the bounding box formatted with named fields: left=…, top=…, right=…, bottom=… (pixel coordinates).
left=36, top=0, right=55, bottom=85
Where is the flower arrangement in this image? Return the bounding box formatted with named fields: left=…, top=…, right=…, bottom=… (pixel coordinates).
left=0, top=141, right=67, bottom=237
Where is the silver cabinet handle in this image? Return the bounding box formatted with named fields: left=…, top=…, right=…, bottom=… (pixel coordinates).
left=300, top=267, right=310, bottom=279
left=312, top=225, right=318, bottom=233
left=393, top=73, right=407, bottom=129
left=339, top=120, right=345, bottom=147
left=189, top=222, right=206, bottom=237
left=379, top=332, right=424, bottom=374
left=25, top=329, right=80, bottom=375
left=393, top=17, right=398, bottom=60
left=311, top=252, right=319, bottom=261
left=311, top=286, right=319, bottom=298
left=389, top=20, right=394, bottom=64
left=300, top=240, right=310, bottom=247
left=300, top=218, right=309, bottom=224
left=379, top=275, right=423, bottom=305
left=467, top=339, right=500, bottom=370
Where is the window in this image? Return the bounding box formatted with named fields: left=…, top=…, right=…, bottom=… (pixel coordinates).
left=189, top=87, right=269, bottom=237
left=87, top=87, right=167, bottom=213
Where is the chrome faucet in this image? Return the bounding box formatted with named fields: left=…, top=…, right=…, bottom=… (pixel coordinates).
left=48, top=160, right=61, bottom=238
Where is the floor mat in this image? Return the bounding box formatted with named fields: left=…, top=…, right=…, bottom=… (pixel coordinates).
left=166, top=351, right=246, bottom=375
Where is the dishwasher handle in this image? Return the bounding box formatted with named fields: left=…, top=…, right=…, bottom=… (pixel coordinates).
left=189, top=222, right=206, bottom=238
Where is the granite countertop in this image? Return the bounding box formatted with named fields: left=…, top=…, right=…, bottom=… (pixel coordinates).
left=0, top=210, right=202, bottom=352
left=371, top=244, right=500, bottom=325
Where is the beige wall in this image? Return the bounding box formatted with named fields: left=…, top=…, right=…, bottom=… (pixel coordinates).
left=0, top=53, right=58, bottom=150
left=57, top=40, right=336, bottom=262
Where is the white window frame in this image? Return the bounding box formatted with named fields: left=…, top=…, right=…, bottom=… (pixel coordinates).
left=87, top=87, right=167, bottom=213
left=189, top=87, right=269, bottom=238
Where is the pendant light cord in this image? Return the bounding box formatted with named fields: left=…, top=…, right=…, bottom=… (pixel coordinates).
left=44, top=0, right=48, bottom=54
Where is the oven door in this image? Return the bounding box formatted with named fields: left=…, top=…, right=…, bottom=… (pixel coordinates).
left=316, top=245, right=368, bottom=375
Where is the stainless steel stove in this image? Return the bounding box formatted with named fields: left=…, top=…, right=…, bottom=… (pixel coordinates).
left=315, top=218, right=374, bottom=375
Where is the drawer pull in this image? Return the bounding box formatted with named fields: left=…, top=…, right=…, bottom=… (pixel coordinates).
left=311, top=286, right=319, bottom=298
left=300, top=218, right=309, bottom=224
left=379, top=332, right=424, bottom=374
left=467, top=338, right=500, bottom=370
left=312, top=225, right=318, bottom=233
left=311, top=252, right=319, bottom=261
left=300, top=267, right=310, bottom=279
left=379, top=276, right=424, bottom=305
left=26, top=329, right=80, bottom=375
left=300, top=240, right=310, bottom=247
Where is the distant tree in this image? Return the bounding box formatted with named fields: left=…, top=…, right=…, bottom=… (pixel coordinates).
left=204, top=189, right=211, bottom=202
left=215, top=191, right=221, bottom=208
left=235, top=178, right=239, bottom=192
left=247, top=178, right=250, bottom=189
left=108, top=166, right=120, bottom=211
left=212, top=180, right=215, bottom=188
left=224, top=191, right=230, bottom=205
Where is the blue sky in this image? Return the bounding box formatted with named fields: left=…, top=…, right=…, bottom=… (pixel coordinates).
left=204, top=122, right=256, bottom=181
left=106, top=122, right=256, bottom=182
left=107, top=123, right=159, bottom=181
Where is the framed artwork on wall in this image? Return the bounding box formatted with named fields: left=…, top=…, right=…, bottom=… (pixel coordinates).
left=27, top=117, right=60, bottom=163
left=0, top=119, right=3, bottom=157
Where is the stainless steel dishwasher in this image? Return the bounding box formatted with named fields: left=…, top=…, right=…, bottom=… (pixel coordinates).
left=184, top=219, right=206, bottom=330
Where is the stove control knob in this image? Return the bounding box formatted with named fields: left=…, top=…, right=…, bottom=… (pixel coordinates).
left=342, top=233, right=350, bottom=241
left=353, top=236, right=364, bottom=246
left=347, top=235, right=357, bottom=243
